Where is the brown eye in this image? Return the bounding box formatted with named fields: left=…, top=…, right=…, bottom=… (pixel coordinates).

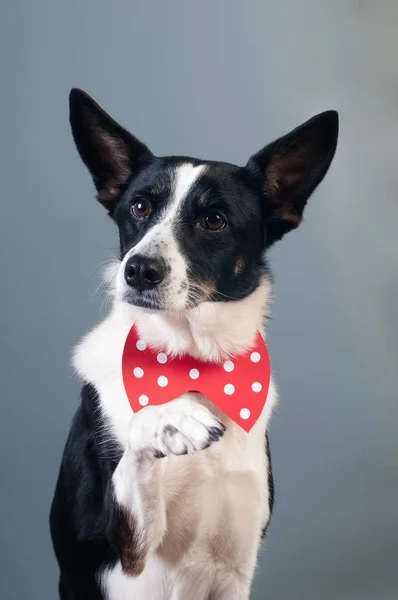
left=199, top=212, right=226, bottom=231
left=132, top=199, right=151, bottom=219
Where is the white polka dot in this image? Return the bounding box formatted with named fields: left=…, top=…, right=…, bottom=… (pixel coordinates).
left=138, top=395, right=149, bottom=406
left=252, top=382, right=262, bottom=392
left=224, top=383, right=235, bottom=395
left=133, top=367, right=144, bottom=378
left=224, top=360, right=234, bottom=373
left=189, top=368, right=200, bottom=380
left=136, top=339, right=146, bottom=351
left=157, top=353, right=167, bottom=364
left=158, top=375, right=168, bottom=387
left=240, top=408, right=251, bottom=420
left=250, top=352, right=261, bottom=363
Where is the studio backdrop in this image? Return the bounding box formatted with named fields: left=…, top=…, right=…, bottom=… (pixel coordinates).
left=0, top=1, right=397, bottom=599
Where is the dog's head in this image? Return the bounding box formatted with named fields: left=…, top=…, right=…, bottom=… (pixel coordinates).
left=70, top=89, right=338, bottom=313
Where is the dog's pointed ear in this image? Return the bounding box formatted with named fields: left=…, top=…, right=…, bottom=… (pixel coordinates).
left=69, top=89, right=153, bottom=209
left=246, top=111, right=338, bottom=245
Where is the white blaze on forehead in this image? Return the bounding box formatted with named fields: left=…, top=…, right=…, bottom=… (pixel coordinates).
left=129, top=162, right=206, bottom=254
left=170, top=163, right=207, bottom=219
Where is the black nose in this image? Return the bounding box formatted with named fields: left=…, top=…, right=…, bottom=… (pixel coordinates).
left=124, top=255, right=166, bottom=291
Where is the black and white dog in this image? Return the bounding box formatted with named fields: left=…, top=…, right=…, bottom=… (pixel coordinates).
left=50, top=89, right=338, bottom=599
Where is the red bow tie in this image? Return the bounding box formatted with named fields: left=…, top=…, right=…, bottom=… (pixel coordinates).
left=122, top=325, right=271, bottom=432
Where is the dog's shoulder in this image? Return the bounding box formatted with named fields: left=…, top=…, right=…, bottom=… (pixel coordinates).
left=73, top=310, right=136, bottom=448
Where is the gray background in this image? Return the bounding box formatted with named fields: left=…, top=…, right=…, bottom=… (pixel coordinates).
left=1, top=1, right=397, bottom=599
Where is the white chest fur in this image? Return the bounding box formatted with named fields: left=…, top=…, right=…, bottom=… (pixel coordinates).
left=73, top=297, right=278, bottom=599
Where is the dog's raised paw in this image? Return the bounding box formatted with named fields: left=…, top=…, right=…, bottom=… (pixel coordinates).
left=128, top=398, right=226, bottom=458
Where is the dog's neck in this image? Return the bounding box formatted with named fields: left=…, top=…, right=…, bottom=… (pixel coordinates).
left=131, top=280, right=272, bottom=362
left=73, top=279, right=272, bottom=402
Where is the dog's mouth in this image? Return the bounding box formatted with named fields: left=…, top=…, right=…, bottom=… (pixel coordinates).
left=116, top=269, right=216, bottom=313
left=121, top=287, right=224, bottom=313
left=121, top=290, right=165, bottom=312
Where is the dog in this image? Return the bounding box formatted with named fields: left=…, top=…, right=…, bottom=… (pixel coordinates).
left=50, top=89, right=338, bottom=599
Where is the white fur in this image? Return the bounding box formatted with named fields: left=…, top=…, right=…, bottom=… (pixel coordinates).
left=72, top=163, right=278, bottom=599
left=73, top=290, right=277, bottom=600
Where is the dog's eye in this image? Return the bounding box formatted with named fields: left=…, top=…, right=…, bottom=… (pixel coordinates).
left=131, top=199, right=151, bottom=219
left=199, top=211, right=226, bottom=231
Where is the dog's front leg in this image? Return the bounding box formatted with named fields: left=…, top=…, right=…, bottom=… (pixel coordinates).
left=106, top=397, right=226, bottom=578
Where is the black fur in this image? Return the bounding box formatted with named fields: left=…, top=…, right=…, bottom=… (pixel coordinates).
left=261, top=433, right=275, bottom=539
left=50, top=89, right=338, bottom=598
left=50, top=384, right=121, bottom=599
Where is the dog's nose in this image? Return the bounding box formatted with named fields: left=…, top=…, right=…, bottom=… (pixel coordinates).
left=124, top=255, right=166, bottom=291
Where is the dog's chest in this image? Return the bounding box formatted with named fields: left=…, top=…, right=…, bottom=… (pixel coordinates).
left=102, top=452, right=267, bottom=600
left=76, top=311, right=275, bottom=599
left=159, top=450, right=267, bottom=558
